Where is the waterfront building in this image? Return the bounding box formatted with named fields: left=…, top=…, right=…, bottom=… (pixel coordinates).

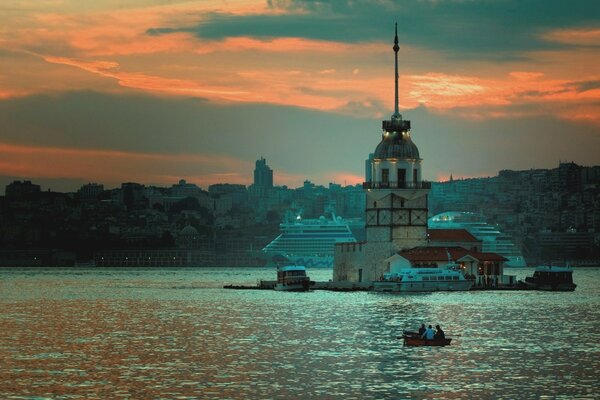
left=387, top=246, right=512, bottom=287
left=429, top=211, right=527, bottom=267
left=427, top=228, right=482, bottom=251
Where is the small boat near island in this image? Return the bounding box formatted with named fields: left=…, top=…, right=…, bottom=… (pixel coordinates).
left=274, top=265, right=311, bottom=292
left=373, top=263, right=474, bottom=293
left=399, top=331, right=452, bottom=347
left=521, top=265, right=577, bottom=291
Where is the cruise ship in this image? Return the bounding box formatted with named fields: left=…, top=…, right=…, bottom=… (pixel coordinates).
left=261, top=211, right=358, bottom=268
left=428, top=211, right=527, bottom=267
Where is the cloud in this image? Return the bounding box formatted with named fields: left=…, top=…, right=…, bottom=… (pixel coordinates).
left=542, top=28, right=600, bottom=46
left=0, top=141, right=253, bottom=188
left=41, top=55, right=249, bottom=99
left=150, top=0, right=600, bottom=57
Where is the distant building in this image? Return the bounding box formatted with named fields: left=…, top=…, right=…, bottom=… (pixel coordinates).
left=78, top=183, right=104, bottom=202
left=5, top=180, right=41, bottom=198
left=171, top=179, right=203, bottom=198
left=208, top=183, right=248, bottom=207
left=120, top=182, right=147, bottom=210
left=253, top=157, right=273, bottom=196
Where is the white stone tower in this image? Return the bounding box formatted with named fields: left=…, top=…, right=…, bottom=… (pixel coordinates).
left=363, top=23, right=430, bottom=251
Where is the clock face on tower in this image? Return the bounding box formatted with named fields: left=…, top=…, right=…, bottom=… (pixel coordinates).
left=411, top=210, right=427, bottom=226
left=379, top=210, right=391, bottom=225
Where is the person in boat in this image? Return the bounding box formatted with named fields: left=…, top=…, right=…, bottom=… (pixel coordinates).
left=422, top=325, right=435, bottom=340
left=418, top=324, right=426, bottom=336
left=434, top=325, right=445, bottom=340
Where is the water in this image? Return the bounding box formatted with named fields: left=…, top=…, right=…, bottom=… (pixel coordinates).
left=1, top=267, right=599, bottom=399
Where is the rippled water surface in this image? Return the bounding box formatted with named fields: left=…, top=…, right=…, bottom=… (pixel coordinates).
left=1, top=267, right=599, bottom=399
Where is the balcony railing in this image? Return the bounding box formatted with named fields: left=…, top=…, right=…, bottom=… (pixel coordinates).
left=382, top=119, right=411, bottom=132
left=362, top=181, right=431, bottom=189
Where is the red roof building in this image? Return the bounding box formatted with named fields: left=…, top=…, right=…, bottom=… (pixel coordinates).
left=427, top=229, right=482, bottom=251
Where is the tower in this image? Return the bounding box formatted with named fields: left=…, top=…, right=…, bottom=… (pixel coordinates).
left=333, top=25, right=430, bottom=282
left=364, top=23, right=430, bottom=251
left=253, top=157, right=273, bottom=197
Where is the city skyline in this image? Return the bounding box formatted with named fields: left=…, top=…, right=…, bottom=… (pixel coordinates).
left=1, top=0, right=600, bottom=192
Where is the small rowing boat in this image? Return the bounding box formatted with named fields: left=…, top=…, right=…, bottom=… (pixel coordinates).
left=398, top=331, right=452, bottom=347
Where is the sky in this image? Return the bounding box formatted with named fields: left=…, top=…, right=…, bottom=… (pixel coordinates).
left=1, top=0, right=599, bottom=192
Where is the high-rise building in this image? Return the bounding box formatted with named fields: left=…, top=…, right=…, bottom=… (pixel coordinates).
left=253, top=157, right=273, bottom=197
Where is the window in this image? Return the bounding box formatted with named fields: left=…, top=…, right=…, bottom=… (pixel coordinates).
left=413, top=169, right=418, bottom=183
left=381, top=169, right=389, bottom=185
left=398, top=168, right=406, bottom=186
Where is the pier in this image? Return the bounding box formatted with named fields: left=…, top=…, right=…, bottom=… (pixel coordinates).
left=223, top=281, right=534, bottom=292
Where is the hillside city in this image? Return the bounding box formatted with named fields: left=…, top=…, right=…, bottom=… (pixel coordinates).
left=1, top=158, right=599, bottom=267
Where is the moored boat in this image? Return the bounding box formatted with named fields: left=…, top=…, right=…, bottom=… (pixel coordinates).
left=373, top=263, right=474, bottom=292
left=274, top=265, right=311, bottom=292
left=521, top=265, right=577, bottom=291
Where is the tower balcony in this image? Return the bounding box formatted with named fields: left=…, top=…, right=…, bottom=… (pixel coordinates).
left=363, top=181, right=431, bottom=190
left=382, top=119, right=410, bottom=132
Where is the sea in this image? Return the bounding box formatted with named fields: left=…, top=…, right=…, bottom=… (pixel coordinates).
left=1, top=267, right=599, bottom=399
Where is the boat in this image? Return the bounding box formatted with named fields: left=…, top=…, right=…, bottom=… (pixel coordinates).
left=274, top=265, right=311, bottom=292
left=261, top=208, right=359, bottom=268
left=429, top=211, right=527, bottom=267
left=521, top=265, right=577, bottom=291
left=399, top=331, right=452, bottom=347
left=373, top=263, right=474, bottom=292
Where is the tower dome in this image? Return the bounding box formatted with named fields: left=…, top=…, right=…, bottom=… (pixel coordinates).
left=374, top=130, right=420, bottom=160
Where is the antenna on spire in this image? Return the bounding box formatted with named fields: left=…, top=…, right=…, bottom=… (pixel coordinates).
left=393, top=22, right=400, bottom=118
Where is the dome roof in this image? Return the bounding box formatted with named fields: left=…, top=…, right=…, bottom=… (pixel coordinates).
left=374, top=131, right=420, bottom=159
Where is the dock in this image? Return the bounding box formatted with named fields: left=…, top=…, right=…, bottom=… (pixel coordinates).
left=224, top=280, right=373, bottom=291
left=223, top=281, right=535, bottom=292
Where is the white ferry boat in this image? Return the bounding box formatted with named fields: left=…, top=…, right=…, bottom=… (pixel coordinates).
left=373, top=263, right=474, bottom=292
left=275, top=265, right=311, bottom=292
left=261, top=211, right=358, bottom=268
left=429, top=211, right=527, bottom=267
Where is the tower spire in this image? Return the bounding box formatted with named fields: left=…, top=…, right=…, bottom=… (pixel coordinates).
left=381, top=23, right=410, bottom=133
left=393, top=22, right=400, bottom=118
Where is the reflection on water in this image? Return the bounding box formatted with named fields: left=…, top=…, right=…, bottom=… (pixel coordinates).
left=1, top=267, right=599, bottom=399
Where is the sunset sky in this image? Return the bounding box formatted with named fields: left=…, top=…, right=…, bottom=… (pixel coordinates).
left=1, top=0, right=599, bottom=192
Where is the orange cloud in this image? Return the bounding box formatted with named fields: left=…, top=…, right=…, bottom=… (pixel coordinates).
left=0, top=142, right=253, bottom=187
left=43, top=55, right=248, bottom=98
left=324, top=172, right=364, bottom=186
left=543, top=28, right=600, bottom=46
